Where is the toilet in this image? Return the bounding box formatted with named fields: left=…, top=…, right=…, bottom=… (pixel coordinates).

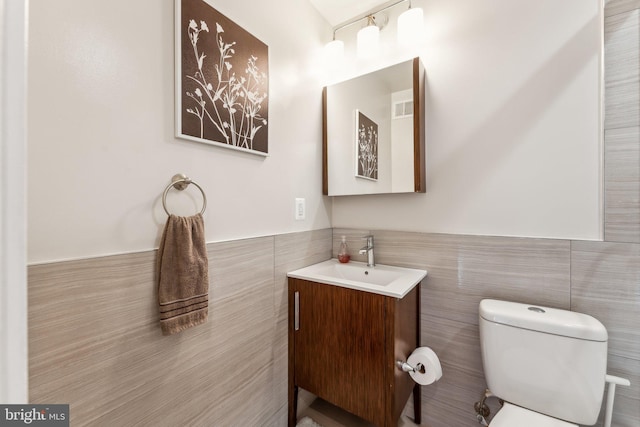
left=478, top=299, right=608, bottom=426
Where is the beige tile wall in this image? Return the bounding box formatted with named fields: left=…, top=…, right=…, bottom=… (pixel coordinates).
left=572, top=241, right=640, bottom=427
left=604, top=2, right=640, bottom=242
left=29, top=229, right=332, bottom=426
left=605, top=0, right=640, bottom=18
left=605, top=127, right=640, bottom=242
left=604, top=8, right=639, bottom=130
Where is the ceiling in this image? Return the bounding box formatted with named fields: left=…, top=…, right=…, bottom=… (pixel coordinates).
left=309, top=0, right=395, bottom=27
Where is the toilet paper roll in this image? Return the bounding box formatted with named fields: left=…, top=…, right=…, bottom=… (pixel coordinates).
left=407, top=346, right=443, bottom=385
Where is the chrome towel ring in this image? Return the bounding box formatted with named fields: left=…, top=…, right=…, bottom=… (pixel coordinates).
left=162, top=173, right=207, bottom=216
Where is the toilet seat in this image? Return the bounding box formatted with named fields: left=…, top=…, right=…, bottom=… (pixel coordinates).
left=489, top=402, right=578, bottom=427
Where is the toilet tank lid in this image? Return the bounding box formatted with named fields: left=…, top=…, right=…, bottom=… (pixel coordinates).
left=479, top=299, right=607, bottom=342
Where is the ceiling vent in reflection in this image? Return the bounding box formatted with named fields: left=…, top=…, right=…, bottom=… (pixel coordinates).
left=393, top=100, right=413, bottom=119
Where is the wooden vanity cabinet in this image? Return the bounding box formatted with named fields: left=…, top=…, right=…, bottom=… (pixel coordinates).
left=287, top=278, right=421, bottom=427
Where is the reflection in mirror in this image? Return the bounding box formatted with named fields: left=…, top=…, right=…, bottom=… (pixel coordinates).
left=323, top=57, right=425, bottom=196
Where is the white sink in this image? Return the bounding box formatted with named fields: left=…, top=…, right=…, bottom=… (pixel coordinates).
left=287, top=259, right=427, bottom=298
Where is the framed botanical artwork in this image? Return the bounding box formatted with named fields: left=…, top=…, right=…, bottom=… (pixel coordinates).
left=355, top=110, right=378, bottom=181
left=175, top=0, right=269, bottom=156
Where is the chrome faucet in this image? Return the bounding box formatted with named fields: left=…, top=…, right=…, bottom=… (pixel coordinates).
left=359, top=235, right=375, bottom=267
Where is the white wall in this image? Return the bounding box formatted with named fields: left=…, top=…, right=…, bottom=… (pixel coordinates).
left=331, top=0, right=603, bottom=241
left=27, top=0, right=604, bottom=264
left=27, top=0, right=332, bottom=263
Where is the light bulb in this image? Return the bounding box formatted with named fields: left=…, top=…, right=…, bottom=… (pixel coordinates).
left=324, top=39, right=344, bottom=64
left=397, top=7, right=424, bottom=46
left=357, top=25, right=379, bottom=59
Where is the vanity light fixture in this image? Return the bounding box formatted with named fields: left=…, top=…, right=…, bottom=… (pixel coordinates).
left=323, top=0, right=424, bottom=61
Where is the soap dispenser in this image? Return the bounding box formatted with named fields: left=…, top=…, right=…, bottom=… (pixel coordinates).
left=338, top=236, right=350, bottom=263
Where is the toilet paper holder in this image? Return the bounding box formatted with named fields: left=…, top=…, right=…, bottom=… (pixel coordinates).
left=396, top=360, right=425, bottom=374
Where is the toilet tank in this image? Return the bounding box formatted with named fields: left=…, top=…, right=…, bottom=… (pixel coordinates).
left=479, top=299, right=607, bottom=425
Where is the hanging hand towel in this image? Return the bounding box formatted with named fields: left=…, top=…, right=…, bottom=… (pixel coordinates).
left=157, top=213, right=209, bottom=335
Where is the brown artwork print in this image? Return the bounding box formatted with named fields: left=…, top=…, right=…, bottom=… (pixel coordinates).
left=179, top=0, right=269, bottom=154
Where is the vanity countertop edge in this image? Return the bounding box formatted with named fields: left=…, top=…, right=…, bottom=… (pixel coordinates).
left=287, top=259, right=427, bottom=299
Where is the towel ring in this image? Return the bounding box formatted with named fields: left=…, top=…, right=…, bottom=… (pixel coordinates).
left=162, top=174, right=207, bottom=216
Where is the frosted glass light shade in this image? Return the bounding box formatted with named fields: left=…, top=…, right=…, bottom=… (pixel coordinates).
left=324, top=39, right=344, bottom=63
left=397, top=7, right=424, bottom=46
left=356, top=25, right=379, bottom=59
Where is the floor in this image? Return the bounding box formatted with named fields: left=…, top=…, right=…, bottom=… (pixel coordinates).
left=298, top=398, right=427, bottom=427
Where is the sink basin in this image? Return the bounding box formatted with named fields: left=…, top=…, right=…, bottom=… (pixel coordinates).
left=287, top=259, right=427, bottom=298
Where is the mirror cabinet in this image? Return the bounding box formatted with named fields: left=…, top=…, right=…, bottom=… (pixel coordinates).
left=322, top=57, right=425, bottom=196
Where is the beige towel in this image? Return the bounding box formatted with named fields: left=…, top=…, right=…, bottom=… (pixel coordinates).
left=157, top=214, right=209, bottom=335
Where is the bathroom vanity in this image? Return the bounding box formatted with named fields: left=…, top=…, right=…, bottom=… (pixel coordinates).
left=287, top=260, right=427, bottom=427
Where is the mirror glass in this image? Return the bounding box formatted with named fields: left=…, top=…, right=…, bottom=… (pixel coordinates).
left=323, top=58, right=425, bottom=196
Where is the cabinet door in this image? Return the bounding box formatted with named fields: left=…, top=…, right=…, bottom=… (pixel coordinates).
left=292, top=278, right=388, bottom=426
